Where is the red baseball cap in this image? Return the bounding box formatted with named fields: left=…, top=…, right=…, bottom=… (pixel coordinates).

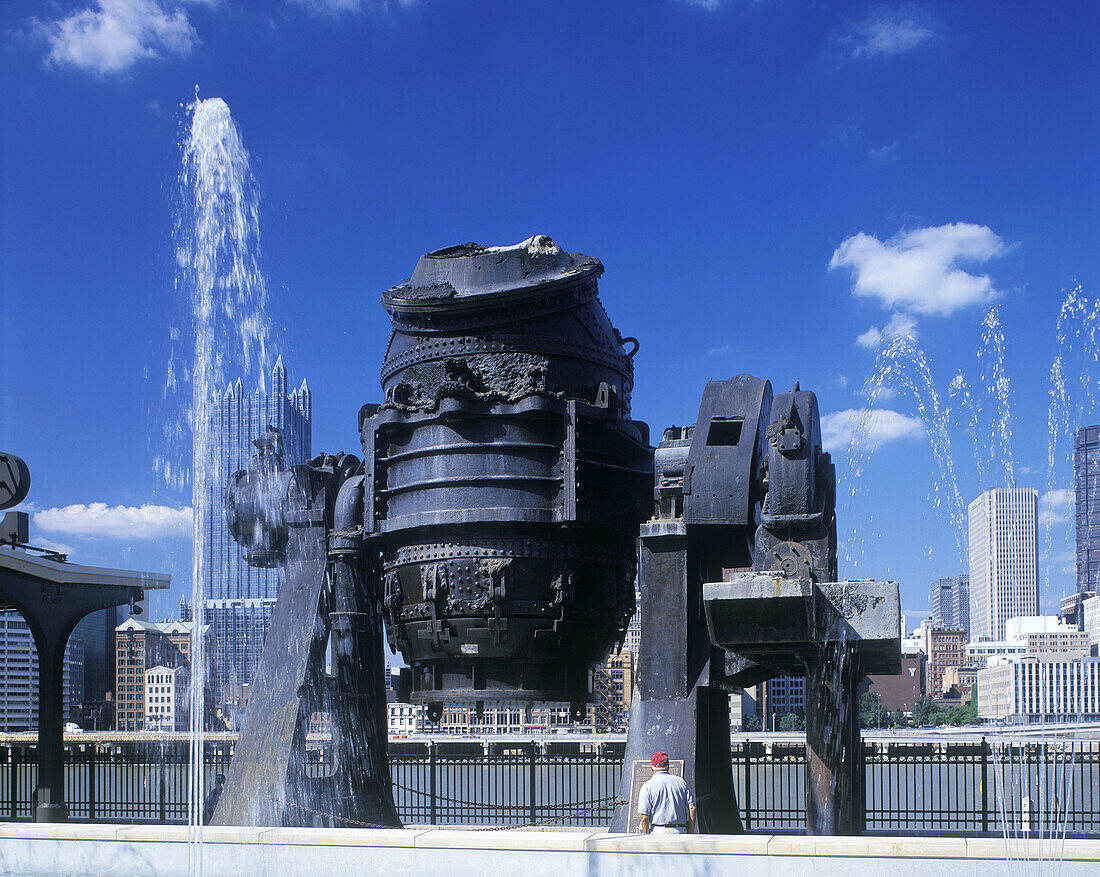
left=651, top=751, right=669, bottom=768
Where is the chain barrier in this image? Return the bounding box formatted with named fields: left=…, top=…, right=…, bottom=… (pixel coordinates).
left=285, top=795, right=628, bottom=832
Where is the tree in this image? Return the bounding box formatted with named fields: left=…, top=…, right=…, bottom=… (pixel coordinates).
left=860, top=692, right=886, bottom=728
left=779, top=712, right=801, bottom=732
left=913, top=696, right=935, bottom=727
left=891, top=708, right=908, bottom=728
left=743, top=715, right=762, bottom=732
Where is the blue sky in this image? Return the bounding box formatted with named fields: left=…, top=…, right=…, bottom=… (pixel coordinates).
left=1, top=0, right=1097, bottom=628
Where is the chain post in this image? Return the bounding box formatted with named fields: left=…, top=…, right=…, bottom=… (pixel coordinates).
left=8, top=747, right=16, bottom=821
left=980, top=736, right=988, bottom=833
left=743, top=740, right=752, bottom=831
left=87, top=745, right=96, bottom=821
left=528, top=744, right=537, bottom=826
left=159, top=754, right=168, bottom=823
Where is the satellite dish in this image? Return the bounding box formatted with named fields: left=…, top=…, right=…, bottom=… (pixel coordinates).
left=0, top=453, right=31, bottom=511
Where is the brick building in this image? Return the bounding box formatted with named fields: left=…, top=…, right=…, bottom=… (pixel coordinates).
left=861, top=651, right=926, bottom=712
left=114, top=619, right=203, bottom=731
left=924, top=628, right=966, bottom=697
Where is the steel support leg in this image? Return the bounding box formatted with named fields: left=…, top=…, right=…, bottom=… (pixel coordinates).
left=803, top=648, right=865, bottom=835
left=33, top=646, right=68, bottom=822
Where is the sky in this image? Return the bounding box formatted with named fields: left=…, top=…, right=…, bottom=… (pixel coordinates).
left=1, top=0, right=1097, bottom=631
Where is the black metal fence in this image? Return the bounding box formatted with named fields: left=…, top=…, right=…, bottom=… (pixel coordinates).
left=391, top=745, right=622, bottom=826
left=5, top=738, right=1099, bottom=834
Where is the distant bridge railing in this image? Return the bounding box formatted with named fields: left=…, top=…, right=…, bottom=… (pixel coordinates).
left=5, top=738, right=1098, bottom=834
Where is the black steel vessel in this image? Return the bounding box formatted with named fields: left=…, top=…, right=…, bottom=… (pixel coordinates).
left=368, top=236, right=652, bottom=713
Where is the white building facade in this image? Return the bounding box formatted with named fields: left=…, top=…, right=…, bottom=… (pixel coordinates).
left=1083, top=594, right=1100, bottom=652
left=978, top=655, right=1100, bottom=724
left=387, top=701, right=425, bottom=736
left=144, top=665, right=188, bottom=731
left=968, top=488, right=1039, bottom=642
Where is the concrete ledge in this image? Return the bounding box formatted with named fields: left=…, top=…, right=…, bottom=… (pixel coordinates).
left=257, top=826, right=430, bottom=847
left=766, top=835, right=969, bottom=858
left=586, top=831, right=772, bottom=854
left=414, top=828, right=599, bottom=850
left=966, top=836, right=1100, bottom=860
left=0, top=823, right=1096, bottom=877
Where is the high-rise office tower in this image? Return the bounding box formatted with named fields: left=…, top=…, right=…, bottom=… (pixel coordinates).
left=968, top=488, right=1039, bottom=642
left=200, top=356, right=310, bottom=716
left=1076, top=425, right=1100, bottom=608
left=930, top=574, right=971, bottom=637
left=68, top=605, right=124, bottom=724
left=0, top=607, right=81, bottom=731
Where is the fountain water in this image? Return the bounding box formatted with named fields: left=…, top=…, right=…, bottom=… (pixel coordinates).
left=844, top=325, right=967, bottom=565
left=168, top=92, right=275, bottom=873
left=841, top=285, right=1098, bottom=863
left=1046, top=285, right=1100, bottom=598
left=843, top=289, right=1097, bottom=603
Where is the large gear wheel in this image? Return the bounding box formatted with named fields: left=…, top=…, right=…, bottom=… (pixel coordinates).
left=769, top=540, right=814, bottom=581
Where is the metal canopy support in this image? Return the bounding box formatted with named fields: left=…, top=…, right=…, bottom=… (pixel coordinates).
left=0, top=549, right=167, bottom=822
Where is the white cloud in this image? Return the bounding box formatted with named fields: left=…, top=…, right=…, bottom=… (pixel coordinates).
left=706, top=344, right=731, bottom=357
left=868, top=142, right=900, bottom=164
left=856, top=326, right=883, bottom=349
left=856, top=312, right=918, bottom=349
left=821, top=408, right=925, bottom=453
left=287, top=0, right=418, bottom=13
left=1039, top=488, right=1073, bottom=527
left=676, top=0, right=724, bottom=9
left=831, top=223, right=1008, bottom=317
left=860, top=384, right=898, bottom=403
left=35, top=503, right=192, bottom=540
left=288, top=0, right=362, bottom=12
left=36, top=538, right=76, bottom=556
left=35, top=0, right=198, bottom=74
left=842, top=6, right=934, bottom=59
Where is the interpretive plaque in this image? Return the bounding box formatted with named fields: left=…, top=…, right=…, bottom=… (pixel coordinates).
left=626, top=759, right=684, bottom=834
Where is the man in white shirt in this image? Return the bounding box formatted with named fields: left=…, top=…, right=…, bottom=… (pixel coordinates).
left=637, top=751, right=696, bottom=834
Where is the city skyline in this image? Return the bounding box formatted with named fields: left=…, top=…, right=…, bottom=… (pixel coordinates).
left=1, top=1, right=1097, bottom=625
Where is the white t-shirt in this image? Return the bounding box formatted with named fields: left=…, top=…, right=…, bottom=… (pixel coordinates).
left=637, top=770, right=695, bottom=827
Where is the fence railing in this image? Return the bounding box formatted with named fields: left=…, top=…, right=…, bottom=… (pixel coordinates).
left=6, top=738, right=1098, bottom=834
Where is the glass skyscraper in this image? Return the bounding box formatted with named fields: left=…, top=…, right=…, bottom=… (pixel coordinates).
left=1077, top=425, right=1100, bottom=600
left=930, top=574, right=970, bottom=637
left=201, top=356, right=310, bottom=720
